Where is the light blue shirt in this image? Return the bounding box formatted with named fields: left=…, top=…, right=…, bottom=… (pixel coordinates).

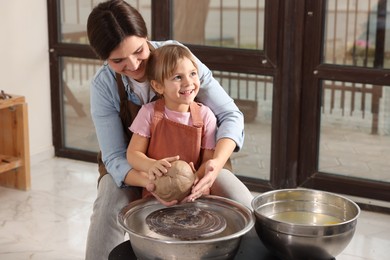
left=90, top=40, right=244, bottom=187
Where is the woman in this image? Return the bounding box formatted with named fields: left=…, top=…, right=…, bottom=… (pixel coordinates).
left=85, top=1, right=253, bottom=259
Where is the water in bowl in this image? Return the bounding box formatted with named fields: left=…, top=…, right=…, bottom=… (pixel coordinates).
left=270, top=211, right=342, bottom=225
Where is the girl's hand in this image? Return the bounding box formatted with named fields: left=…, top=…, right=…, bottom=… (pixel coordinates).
left=148, top=155, right=179, bottom=180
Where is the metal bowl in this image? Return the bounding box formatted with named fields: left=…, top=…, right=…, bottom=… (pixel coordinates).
left=118, top=195, right=255, bottom=260
left=251, top=189, right=360, bottom=260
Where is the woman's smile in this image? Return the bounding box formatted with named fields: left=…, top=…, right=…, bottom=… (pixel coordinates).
left=108, top=36, right=150, bottom=82
left=123, top=59, right=146, bottom=80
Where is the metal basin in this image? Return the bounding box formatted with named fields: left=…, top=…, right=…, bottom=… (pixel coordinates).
left=251, top=189, right=360, bottom=260
left=118, top=195, right=254, bottom=260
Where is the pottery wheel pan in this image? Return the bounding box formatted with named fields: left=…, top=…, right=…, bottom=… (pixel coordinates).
left=146, top=207, right=227, bottom=240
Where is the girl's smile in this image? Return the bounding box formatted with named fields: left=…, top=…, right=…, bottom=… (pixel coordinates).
left=179, top=89, right=196, bottom=96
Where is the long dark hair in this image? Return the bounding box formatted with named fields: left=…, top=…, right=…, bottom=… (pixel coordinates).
left=87, top=0, right=148, bottom=60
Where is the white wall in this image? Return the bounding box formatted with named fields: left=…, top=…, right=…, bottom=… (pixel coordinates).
left=0, top=0, right=54, bottom=164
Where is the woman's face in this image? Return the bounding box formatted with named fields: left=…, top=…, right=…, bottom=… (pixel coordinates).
left=107, top=36, right=150, bottom=82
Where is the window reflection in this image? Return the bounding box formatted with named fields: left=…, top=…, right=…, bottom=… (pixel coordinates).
left=60, top=0, right=151, bottom=44
left=173, top=0, right=265, bottom=50
left=213, top=71, right=272, bottom=180
left=62, top=57, right=101, bottom=151
left=324, top=0, right=390, bottom=68
left=319, top=80, right=390, bottom=182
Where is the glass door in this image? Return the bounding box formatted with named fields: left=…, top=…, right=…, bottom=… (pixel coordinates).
left=299, top=0, right=390, bottom=204
left=171, top=0, right=276, bottom=183
left=48, top=0, right=390, bottom=207
left=48, top=0, right=280, bottom=190
left=48, top=0, right=151, bottom=161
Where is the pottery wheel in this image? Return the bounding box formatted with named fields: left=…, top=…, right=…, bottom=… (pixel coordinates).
left=146, top=207, right=227, bottom=240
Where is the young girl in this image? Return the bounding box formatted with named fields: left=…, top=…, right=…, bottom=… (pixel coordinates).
left=126, top=45, right=216, bottom=202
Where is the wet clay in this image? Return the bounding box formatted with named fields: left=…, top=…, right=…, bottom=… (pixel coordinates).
left=146, top=207, right=227, bottom=240
left=153, top=160, right=195, bottom=201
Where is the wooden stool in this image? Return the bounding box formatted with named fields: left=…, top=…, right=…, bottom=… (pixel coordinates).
left=0, top=93, right=31, bottom=190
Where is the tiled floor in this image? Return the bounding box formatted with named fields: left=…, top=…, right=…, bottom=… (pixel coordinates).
left=0, top=157, right=389, bottom=260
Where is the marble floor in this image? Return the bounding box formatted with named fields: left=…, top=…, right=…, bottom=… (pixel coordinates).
left=0, top=157, right=389, bottom=260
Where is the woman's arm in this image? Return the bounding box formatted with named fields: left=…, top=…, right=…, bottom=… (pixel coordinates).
left=195, top=61, right=245, bottom=153
left=90, top=67, right=134, bottom=187
left=188, top=104, right=237, bottom=201
left=195, top=149, right=214, bottom=180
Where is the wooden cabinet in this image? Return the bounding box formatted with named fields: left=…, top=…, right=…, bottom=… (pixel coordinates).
left=0, top=94, right=31, bottom=190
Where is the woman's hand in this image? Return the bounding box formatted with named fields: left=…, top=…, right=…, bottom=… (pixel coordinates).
left=186, top=138, right=236, bottom=202
left=145, top=181, right=178, bottom=206
left=152, top=192, right=178, bottom=206
left=187, top=159, right=221, bottom=202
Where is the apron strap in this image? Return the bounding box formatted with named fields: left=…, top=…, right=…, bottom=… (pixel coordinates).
left=189, top=102, right=204, bottom=129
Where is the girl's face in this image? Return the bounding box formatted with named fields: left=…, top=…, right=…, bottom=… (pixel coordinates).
left=153, top=57, right=200, bottom=112
left=107, top=36, right=150, bottom=82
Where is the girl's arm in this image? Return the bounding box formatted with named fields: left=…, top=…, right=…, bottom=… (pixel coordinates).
left=123, top=168, right=149, bottom=187
left=126, top=134, right=155, bottom=173
left=126, top=134, right=179, bottom=178
left=126, top=133, right=179, bottom=206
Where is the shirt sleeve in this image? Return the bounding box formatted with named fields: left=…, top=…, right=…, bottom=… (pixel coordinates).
left=129, top=103, right=154, bottom=138
left=195, top=58, right=245, bottom=152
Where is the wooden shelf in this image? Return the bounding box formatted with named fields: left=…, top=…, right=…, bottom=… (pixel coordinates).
left=0, top=155, right=23, bottom=172
left=0, top=94, right=31, bottom=190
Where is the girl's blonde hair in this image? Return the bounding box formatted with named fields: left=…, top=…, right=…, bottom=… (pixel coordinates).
left=146, top=44, right=198, bottom=85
